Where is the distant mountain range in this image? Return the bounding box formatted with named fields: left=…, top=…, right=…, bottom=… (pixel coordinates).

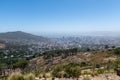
left=0, top=31, right=50, bottom=43
left=0, top=31, right=120, bottom=48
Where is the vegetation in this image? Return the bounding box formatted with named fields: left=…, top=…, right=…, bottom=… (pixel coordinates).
left=1, top=46, right=120, bottom=79
left=52, top=65, right=64, bottom=78
left=114, top=58, right=120, bottom=68
left=43, top=48, right=78, bottom=59
left=24, top=73, right=35, bottom=80
left=8, top=72, right=35, bottom=80
left=83, top=76, right=91, bottom=80
left=97, top=69, right=105, bottom=74
left=52, top=63, right=81, bottom=78
left=34, top=71, right=41, bottom=77
left=114, top=47, right=120, bottom=55
left=8, top=72, right=24, bottom=80
left=13, top=60, right=28, bottom=68
left=65, top=66, right=81, bottom=78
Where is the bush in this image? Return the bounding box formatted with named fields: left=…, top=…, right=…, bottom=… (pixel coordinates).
left=8, top=72, right=24, bottom=80
left=52, top=63, right=81, bottom=78
left=97, top=69, right=105, bottom=74
left=83, top=76, right=91, bottom=80
left=52, top=65, right=64, bottom=78
left=24, top=73, right=35, bottom=80
left=34, top=71, right=41, bottom=77
left=65, top=66, right=81, bottom=78
left=114, top=58, right=120, bottom=68
left=0, top=77, right=8, bottom=80
left=95, top=64, right=101, bottom=68
left=38, top=73, right=43, bottom=79
left=114, top=47, right=120, bottom=55
left=83, top=71, right=91, bottom=75
left=13, top=60, right=28, bottom=68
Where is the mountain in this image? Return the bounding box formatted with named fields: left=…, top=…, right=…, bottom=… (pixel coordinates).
left=0, top=31, right=50, bottom=43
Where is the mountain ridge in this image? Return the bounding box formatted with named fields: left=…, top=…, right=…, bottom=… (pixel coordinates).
left=0, top=31, right=49, bottom=42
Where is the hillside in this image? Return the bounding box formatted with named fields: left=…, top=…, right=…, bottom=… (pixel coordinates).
left=0, top=31, right=49, bottom=42
left=1, top=46, right=120, bottom=80
left=27, top=49, right=117, bottom=72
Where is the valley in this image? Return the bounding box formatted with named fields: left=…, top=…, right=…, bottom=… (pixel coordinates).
left=0, top=31, right=120, bottom=80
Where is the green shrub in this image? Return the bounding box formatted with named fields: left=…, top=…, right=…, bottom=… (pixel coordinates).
left=97, top=69, right=105, bottom=74
left=34, top=71, right=41, bottom=77
left=114, top=47, right=120, bottom=55
left=13, top=60, right=28, bottom=68
left=0, top=77, right=8, bottom=80
left=83, top=71, right=91, bottom=75
left=52, top=65, right=64, bottom=78
left=95, top=64, right=101, bottom=68
left=83, top=76, right=91, bottom=80
left=65, top=66, right=81, bottom=78
left=114, top=58, right=120, bottom=68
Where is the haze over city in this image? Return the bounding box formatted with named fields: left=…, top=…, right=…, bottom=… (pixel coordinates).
left=1, top=0, right=120, bottom=80
left=0, top=0, right=120, bottom=36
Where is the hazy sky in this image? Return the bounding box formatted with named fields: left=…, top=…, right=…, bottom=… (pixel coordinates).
left=0, top=0, right=120, bottom=34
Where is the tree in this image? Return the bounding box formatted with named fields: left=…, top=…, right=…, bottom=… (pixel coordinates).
left=13, top=60, right=28, bottom=68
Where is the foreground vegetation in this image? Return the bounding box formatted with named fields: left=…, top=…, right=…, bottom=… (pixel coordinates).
left=1, top=47, right=120, bottom=80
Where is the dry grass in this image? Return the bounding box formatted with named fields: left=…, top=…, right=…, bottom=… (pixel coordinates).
left=8, top=72, right=35, bottom=80
left=27, top=50, right=116, bottom=72
left=24, top=73, right=35, bottom=80
left=8, top=72, right=24, bottom=80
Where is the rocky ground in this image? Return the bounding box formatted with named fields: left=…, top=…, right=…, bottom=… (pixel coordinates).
left=35, top=74, right=120, bottom=80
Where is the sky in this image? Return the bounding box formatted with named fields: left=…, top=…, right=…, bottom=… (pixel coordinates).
left=0, top=0, right=120, bottom=35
